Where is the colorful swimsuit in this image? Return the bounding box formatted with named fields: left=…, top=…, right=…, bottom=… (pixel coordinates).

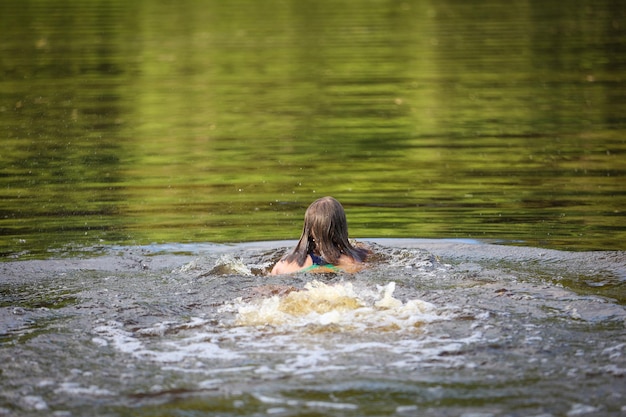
left=300, top=252, right=342, bottom=273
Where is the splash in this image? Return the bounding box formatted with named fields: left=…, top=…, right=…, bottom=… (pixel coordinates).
left=233, top=281, right=440, bottom=332
left=177, top=254, right=254, bottom=276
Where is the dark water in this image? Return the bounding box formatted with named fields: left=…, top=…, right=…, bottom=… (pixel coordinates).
left=1, top=0, right=625, bottom=257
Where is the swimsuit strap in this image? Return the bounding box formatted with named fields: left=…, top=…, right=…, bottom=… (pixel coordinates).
left=309, top=252, right=327, bottom=266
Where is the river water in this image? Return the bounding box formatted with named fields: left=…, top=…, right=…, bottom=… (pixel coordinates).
left=1, top=0, right=625, bottom=255
left=1, top=240, right=625, bottom=416
left=1, top=0, right=626, bottom=416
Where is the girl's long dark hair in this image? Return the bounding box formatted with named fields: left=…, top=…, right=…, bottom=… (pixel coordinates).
left=283, top=196, right=368, bottom=266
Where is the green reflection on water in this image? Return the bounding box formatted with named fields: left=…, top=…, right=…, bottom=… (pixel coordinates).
left=1, top=0, right=625, bottom=258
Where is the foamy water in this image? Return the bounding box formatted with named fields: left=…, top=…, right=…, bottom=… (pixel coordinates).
left=1, top=240, right=625, bottom=416
left=231, top=281, right=441, bottom=331
left=90, top=279, right=472, bottom=378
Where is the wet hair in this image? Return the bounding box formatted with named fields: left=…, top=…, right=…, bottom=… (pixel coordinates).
left=283, top=196, right=368, bottom=266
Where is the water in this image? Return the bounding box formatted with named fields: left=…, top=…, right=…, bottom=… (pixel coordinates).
left=1, top=240, right=625, bottom=416
left=1, top=0, right=625, bottom=256
left=1, top=1, right=626, bottom=416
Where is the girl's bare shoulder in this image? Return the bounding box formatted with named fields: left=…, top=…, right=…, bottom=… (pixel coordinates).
left=270, top=258, right=312, bottom=275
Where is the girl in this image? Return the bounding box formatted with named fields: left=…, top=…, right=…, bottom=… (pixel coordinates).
left=271, top=196, right=369, bottom=275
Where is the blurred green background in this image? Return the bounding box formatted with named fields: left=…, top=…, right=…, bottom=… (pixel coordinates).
left=1, top=0, right=625, bottom=257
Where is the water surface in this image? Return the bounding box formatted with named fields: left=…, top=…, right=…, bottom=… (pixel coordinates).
left=1, top=240, right=625, bottom=416
left=1, top=0, right=625, bottom=257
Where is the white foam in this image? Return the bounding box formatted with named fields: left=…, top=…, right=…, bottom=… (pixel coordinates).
left=55, top=383, right=114, bottom=397
left=90, top=282, right=480, bottom=379
left=567, top=403, right=599, bottom=416
left=338, top=341, right=391, bottom=353
left=233, top=281, right=440, bottom=332
left=144, top=341, right=240, bottom=363
left=91, top=337, right=108, bottom=347
left=92, top=320, right=241, bottom=363
left=198, top=379, right=223, bottom=389
left=19, top=395, right=48, bottom=411
left=93, top=321, right=143, bottom=354
left=305, top=400, right=358, bottom=410
left=253, top=393, right=287, bottom=404
left=252, top=393, right=358, bottom=412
